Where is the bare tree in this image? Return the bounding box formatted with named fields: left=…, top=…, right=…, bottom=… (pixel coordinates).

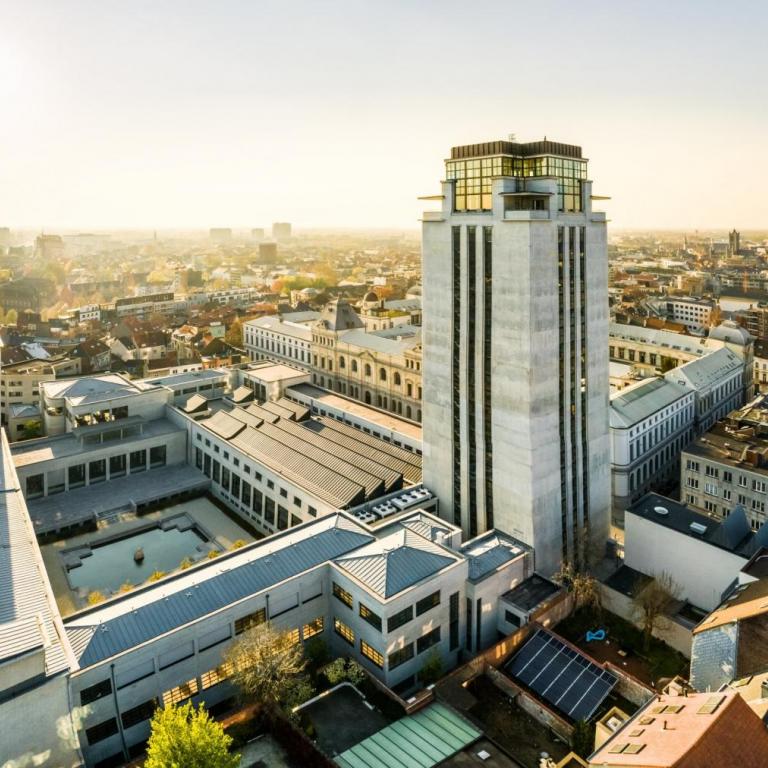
left=633, top=572, right=681, bottom=651
left=554, top=560, right=602, bottom=616
left=224, top=622, right=311, bottom=712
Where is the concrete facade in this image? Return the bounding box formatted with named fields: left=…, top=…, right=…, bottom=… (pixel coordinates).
left=422, top=142, right=610, bottom=575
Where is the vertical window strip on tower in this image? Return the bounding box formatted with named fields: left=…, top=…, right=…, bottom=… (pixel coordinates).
left=483, top=226, right=494, bottom=530
left=569, top=226, right=579, bottom=563
left=558, top=226, right=568, bottom=559
left=451, top=226, right=462, bottom=526
left=579, top=226, right=590, bottom=538
left=467, top=225, right=478, bottom=537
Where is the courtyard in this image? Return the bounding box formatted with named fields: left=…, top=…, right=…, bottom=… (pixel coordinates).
left=41, top=494, right=257, bottom=615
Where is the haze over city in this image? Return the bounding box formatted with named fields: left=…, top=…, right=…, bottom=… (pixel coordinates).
left=2, top=0, right=767, bottom=230
left=5, top=3, right=768, bottom=768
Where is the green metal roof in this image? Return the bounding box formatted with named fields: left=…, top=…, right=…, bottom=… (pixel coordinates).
left=335, top=703, right=481, bottom=768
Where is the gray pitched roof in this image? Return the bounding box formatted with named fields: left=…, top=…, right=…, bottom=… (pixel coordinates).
left=335, top=529, right=457, bottom=598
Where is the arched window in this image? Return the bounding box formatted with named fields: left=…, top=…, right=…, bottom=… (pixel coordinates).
left=365, top=364, right=372, bottom=377
left=351, top=359, right=358, bottom=373
left=394, top=372, right=401, bottom=386
left=406, top=381, right=413, bottom=397
left=364, top=391, right=372, bottom=405
left=406, top=406, right=412, bottom=419
left=379, top=367, right=387, bottom=382
left=339, top=356, right=346, bottom=369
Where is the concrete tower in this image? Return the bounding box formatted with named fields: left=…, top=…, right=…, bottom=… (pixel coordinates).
left=421, top=138, right=610, bottom=575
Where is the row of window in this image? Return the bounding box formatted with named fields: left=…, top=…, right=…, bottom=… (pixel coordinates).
left=25, top=445, right=167, bottom=499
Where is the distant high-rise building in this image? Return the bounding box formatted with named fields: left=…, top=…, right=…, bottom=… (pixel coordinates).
left=259, top=242, right=278, bottom=264
left=251, top=227, right=265, bottom=241
left=209, top=227, right=232, bottom=243
left=34, top=234, right=64, bottom=260
left=421, top=138, right=610, bottom=574
left=729, top=228, right=741, bottom=256
left=272, top=222, right=292, bottom=240
left=0, top=227, right=9, bottom=250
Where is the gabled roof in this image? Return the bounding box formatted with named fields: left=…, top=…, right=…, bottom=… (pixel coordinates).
left=335, top=529, right=458, bottom=598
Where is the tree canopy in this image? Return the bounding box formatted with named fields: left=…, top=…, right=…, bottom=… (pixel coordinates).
left=145, top=701, right=238, bottom=768
left=224, top=622, right=312, bottom=711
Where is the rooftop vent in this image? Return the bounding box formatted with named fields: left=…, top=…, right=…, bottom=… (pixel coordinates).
left=654, top=506, right=669, bottom=516
left=690, top=522, right=708, bottom=535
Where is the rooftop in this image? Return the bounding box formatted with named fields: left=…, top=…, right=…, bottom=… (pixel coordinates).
left=459, top=530, right=530, bottom=582
left=449, top=139, right=582, bottom=160
left=501, top=573, right=561, bottom=613
left=665, top=347, right=742, bottom=391
left=627, top=493, right=761, bottom=559
left=0, top=433, right=73, bottom=677
left=335, top=702, right=482, bottom=768
left=610, top=378, right=690, bottom=429
left=589, top=692, right=768, bottom=768
left=286, top=382, right=422, bottom=441
left=65, top=514, right=374, bottom=667
left=335, top=527, right=461, bottom=599
left=682, top=420, right=768, bottom=472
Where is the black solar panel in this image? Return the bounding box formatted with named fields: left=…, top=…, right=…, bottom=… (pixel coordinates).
left=505, top=630, right=617, bottom=722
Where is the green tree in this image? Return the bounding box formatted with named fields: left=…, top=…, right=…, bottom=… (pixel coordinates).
left=21, top=420, right=42, bottom=439
left=571, top=719, right=595, bottom=758
left=225, top=318, right=243, bottom=347
left=4, top=308, right=17, bottom=325
left=225, top=622, right=312, bottom=712
left=145, top=701, right=238, bottom=768
left=324, top=657, right=366, bottom=686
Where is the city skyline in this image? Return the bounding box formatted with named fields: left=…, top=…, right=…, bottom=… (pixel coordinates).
left=2, top=0, right=767, bottom=231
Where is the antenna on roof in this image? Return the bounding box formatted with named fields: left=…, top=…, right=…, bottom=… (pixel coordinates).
left=508, top=133, right=516, bottom=142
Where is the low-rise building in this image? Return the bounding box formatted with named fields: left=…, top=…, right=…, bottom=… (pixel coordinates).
left=243, top=311, right=318, bottom=368
left=610, top=377, right=695, bottom=523
left=680, top=394, right=768, bottom=528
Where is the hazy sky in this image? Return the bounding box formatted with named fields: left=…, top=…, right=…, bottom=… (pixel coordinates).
left=1, top=0, right=766, bottom=231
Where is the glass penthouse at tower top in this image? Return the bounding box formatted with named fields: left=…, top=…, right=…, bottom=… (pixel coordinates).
left=445, top=139, right=588, bottom=213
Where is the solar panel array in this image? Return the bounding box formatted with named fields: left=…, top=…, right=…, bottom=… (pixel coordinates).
left=505, top=630, right=617, bottom=722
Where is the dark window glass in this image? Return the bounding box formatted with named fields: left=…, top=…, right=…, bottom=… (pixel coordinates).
left=388, top=643, right=415, bottom=670
left=235, top=608, right=266, bottom=634
left=121, top=699, right=157, bottom=730
left=85, top=718, right=119, bottom=745
left=387, top=605, right=413, bottom=632
left=416, top=626, right=441, bottom=654
left=359, top=603, right=382, bottom=631
left=110, top=453, right=126, bottom=477
left=89, top=459, right=106, bottom=484
left=80, top=678, right=112, bottom=706
left=129, top=449, right=146, bottom=473
left=415, top=591, right=440, bottom=616
left=449, top=592, right=459, bottom=651
left=149, top=445, right=166, bottom=467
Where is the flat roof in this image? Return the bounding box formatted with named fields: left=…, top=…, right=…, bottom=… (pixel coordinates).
left=11, top=418, right=183, bottom=468
left=502, top=574, right=561, bottom=612
left=26, top=464, right=210, bottom=535
left=460, top=530, right=530, bottom=582
left=242, top=363, right=309, bottom=383
left=627, top=493, right=757, bottom=558
left=682, top=421, right=768, bottom=472
left=287, top=383, right=422, bottom=442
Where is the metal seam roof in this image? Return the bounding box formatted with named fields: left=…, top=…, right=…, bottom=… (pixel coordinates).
left=335, top=703, right=481, bottom=768
left=66, top=517, right=373, bottom=667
